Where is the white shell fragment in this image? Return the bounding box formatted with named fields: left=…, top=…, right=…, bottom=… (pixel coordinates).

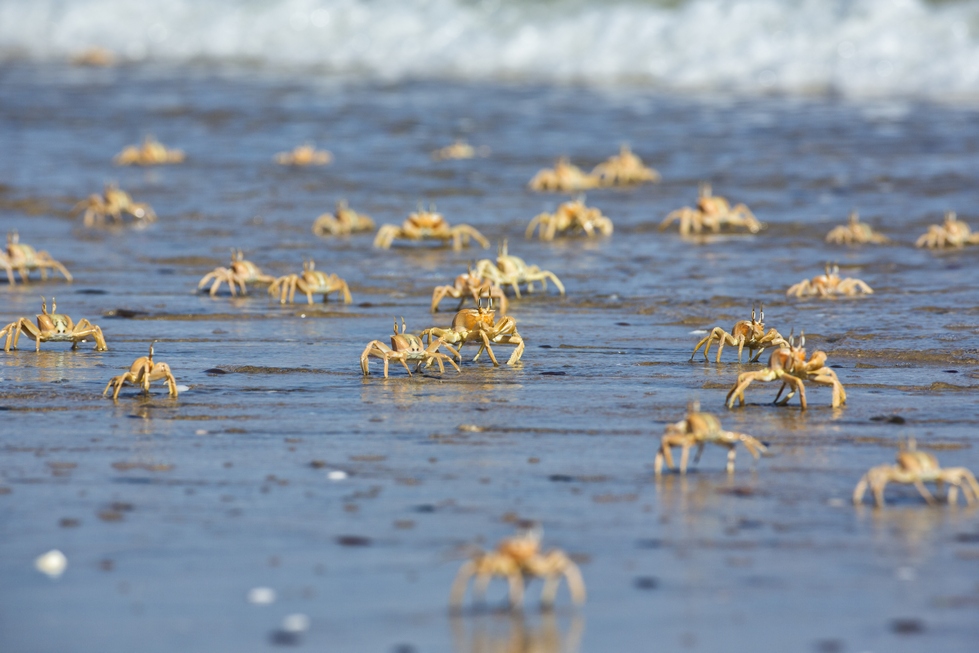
left=35, top=549, right=68, bottom=578
left=247, top=587, right=277, bottom=605
left=327, top=470, right=347, bottom=481
left=282, top=613, right=310, bottom=633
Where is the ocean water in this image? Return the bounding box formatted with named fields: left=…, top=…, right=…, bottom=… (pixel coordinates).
left=2, top=2, right=979, bottom=653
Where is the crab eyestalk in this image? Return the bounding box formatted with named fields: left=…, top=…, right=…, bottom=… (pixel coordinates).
left=148, top=340, right=157, bottom=362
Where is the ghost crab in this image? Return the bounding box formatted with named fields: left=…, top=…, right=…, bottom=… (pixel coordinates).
left=373, top=205, right=489, bottom=250
left=474, top=240, right=565, bottom=299
left=72, top=184, right=156, bottom=227
left=2, top=297, right=107, bottom=352
left=274, top=143, right=332, bottom=166
left=660, top=183, right=763, bottom=235
left=5, top=231, right=73, bottom=283
left=853, top=439, right=979, bottom=507
left=725, top=333, right=846, bottom=410
left=103, top=341, right=178, bottom=400
left=197, top=249, right=276, bottom=297
left=825, top=212, right=890, bottom=245
left=269, top=259, right=352, bottom=305
left=655, top=400, right=769, bottom=474
left=113, top=136, right=185, bottom=166
left=449, top=523, right=586, bottom=611
left=786, top=264, right=873, bottom=298
left=431, top=267, right=508, bottom=316
left=691, top=305, right=787, bottom=363
left=431, top=140, right=489, bottom=161
left=528, top=157, right=600, bottom=192
left=525, top=197, right=612, bottom=241
left=360, top=318, right=461, bottom=378
left=312, top=200, right=375, bottom=237
left=591, top=144, right=660, bottom=186
left=915, top=211, right=979, bottom=249
left=421, top=300, right=524, bottom=366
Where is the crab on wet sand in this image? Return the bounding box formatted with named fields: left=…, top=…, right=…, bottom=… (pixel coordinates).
left=655, top=400, right=769, bottom=474
left=374, top=205, right=489, bottom=251
left=114, top=136, right=185, bottom=166
left=526, top=197, right=612, bottom=241
left=269, top=259, right=352, bottom=305
left=422, top=300, right=524, bottom=366
left=591, top=144, right=660, bottom=186
left=2, top=297, right=107, bottom=352
left=660, top=183, right=763, bottom=236
left=274, top=143, right=332, bottom=166
left=103, top=341, right=178, bottom=400
left=786, top=264, right=873, bottom=298
left=431, top=267, right=508, bottom=316
left=528, top=157, right=600, bottom=192
left=312, top=200, right=375, bottom=237
left=449, top=524, right=586, bottom=611
left=72, top=184, right=156, bottom=228
left=474, top=240, right=565, bottom=299
left=5, top=231, right=73, bottom=283
left=691, top=305, right=787, bottom=363
left=198, top=249, right=276, bottom=297
left=725, top=333, right=846, bottom=410
left=361, top=318, right=461, bottom=378
left=915, top=211, right=979, bottom=249
left=853, top=440, right=979, bottom=507
left=825, top=211, right=890, bottom=245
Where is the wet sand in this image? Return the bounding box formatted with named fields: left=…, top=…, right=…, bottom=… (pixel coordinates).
left=1, top=63, right=978, bottom=652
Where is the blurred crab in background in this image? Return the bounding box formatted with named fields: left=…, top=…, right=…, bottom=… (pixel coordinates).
left=5, top=231, right=73, bottom=283
left=113, top=136, right=185, bottom=166
left=474, top=240, right=565, bottom=299
left=361, top=318, right=460, bottom=378
left=431, top=140, right=489, bottom=161
left=915, top=211, right=979, bottom=248
left=450, top=523, right=586, bottom=611
left=103, top=341, right=178, bottom=400
left=73, top=184, right=156, bottom=227
left=2, top=297, right=107, bottom=352
left=825, top=211, right=890, bottom=245
left=853, top=439, right=979, bottom=507
left=374, top=205, right=489, bottom=250
left=431, top=267, right=508, bottom=315
left=528, top=157, right=600, bottom=192
left=591, top=144, right=660, bottom=186
left=269, top=259, right=352, bottom=305
left=655, top=400, right=769, bottom=474
left=526, top=197, right=612, bottom=241
left=197, top=249, right=275, bottom=297
left=690, top=305, right=787, bottom=363
left=311, top=200, right=375, bottom=237
left=274, top=143, right=332, bottom=166
left=726, top=332, right=846, bottom=410
left=422, top=300, right=524, bottom=366
left=786, top=264, right=873, bottom=298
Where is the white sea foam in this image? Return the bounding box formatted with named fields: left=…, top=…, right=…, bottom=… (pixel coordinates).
left=2, top=0, right=978, bottom=98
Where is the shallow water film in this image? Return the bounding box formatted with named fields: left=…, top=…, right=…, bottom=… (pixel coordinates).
left=1, top=62, right=979, bottom=653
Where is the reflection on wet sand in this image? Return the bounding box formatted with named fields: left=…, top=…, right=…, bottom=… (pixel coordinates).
left=451, top=612, right=584, bottom=653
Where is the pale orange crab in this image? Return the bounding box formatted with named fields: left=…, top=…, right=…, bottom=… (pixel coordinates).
left=590, top=144, right=660, bottom=186
left=854, top=439, right=979, bottom=508
left=197, top=249, right=276, bottom=297
left=274, top=143, right=332, bottom=166
left=5, top=231, right=73, bottom=283
left=474, top=240, right=565, bottom=298
left=660, top=183, right=763, bottom=236
left=268, top=259, right=352, bottom=305
left=421, top=300, right=524, bottom=366
left=528, top=157, right=600, bottom=192
left=360, top=318, right=461, bottom=378
left=113, top=136, right=185, bottom=166
left=431, top=267, right=508, bottom=316
left=72, top=184, right=156, bottom=228
left=691, top=305, right=788, bottom=363
left=449, top=523, right=586, bottom=611
left=825, top=211, right=890, bottom=245
left=654, top=400, right=769, bottom=474
left=103, top=341, right=178, bottom=400
left=2, top=297, right=107, bottom=352
left=915, top=211, right=979, bottom=249
left=373, top=205, right=489, bottom=250
left=311, top=200, right=375, bottom=237
left=786, top=264, right=873, bottom=298
left=726, top=333, right=846, bottom=410
left=431, top=140, right=489, bottom=161
left=525, top=197, right=612, bottom=241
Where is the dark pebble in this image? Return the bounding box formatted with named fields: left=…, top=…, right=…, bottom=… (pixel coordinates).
left=540, top=371, right=566, bottom=376
left=336, top=535, right=372, bottom=547
left=633, top=576, right=659, bottom=590
left=870, top=415, right=906, bottom=424
left=59, top=518, right=81, bottom=528
left=204, top=368, right=228, bottom=375
left=890, top=618, right=924, bottom=635
left=548, top=474, right=575, bottom=482
left=269, top=630, right=301, bottom=646
left=814, top=638, right=844, bottom=653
